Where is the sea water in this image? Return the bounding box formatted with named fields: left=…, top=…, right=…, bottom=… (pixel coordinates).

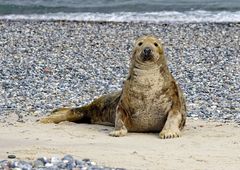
left=0, top=0, right=240, bottom=22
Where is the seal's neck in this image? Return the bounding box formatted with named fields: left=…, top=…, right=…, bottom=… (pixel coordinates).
left=132, top=64, right=159, bottom=77
left=130, top=59, right=168, bottom=78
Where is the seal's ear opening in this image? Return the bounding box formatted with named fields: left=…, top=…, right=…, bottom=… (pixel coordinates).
left=131, top=48, right=137, bottom=61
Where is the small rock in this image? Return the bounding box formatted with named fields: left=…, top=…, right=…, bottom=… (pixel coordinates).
left=51, top=157, right=61, bottom=164
left=33, top=159, right=44, bottom=168
left=45, top=163, right=54, bottom=167
left=13, top=168, right=22, bottom=170
left=75, top=159, right=83, bottom=164
left=37, top=157, right=49, bottom=164
left=89, top=161, right=97, bottom=166
left=56, top=162, right=67, bottom=169
left=0, top=160, right=10, bottom=169
left=72, top=168, right=81, bottom=170
left=62, top=154, right=74, bottom=163
left=17, top=161, right=32, bottom=170
left=82, top=158, right=90, bottom=162
left=8, top=154, right=16, bottom=159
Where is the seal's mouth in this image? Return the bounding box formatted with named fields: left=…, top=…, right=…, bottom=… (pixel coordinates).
left=140, top=47, right=153, bottom=61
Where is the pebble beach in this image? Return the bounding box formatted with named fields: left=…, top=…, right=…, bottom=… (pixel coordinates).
left=0, top=20, right=239, bottom=123
left=0, top=20, right=240, bottom=169
left=0, top=155, right=125, bottom=170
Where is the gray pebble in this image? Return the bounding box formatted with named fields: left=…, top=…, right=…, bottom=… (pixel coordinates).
left=0, top=160, right=10, bottom=169
left=51, top=157, right=61, bottom=164
left=62, top=154, right=74, bottom=164
left=56, top=162, right=67, bottom=169
left=16, top=161, right=32, bottom=170
left=45, top=162, right=54, bottom=167
left=37, top=157, right=49, bottom=164
left=33, top=159, right=45, bottom=168
left=82, top=158, right=91, bottom=162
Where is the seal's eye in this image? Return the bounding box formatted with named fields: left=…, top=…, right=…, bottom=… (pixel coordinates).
left=154, top=42, right=158, bottom=47
left=138, top=42, right=143, bottom=46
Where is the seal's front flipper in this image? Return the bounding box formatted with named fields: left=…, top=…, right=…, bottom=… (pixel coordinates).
left=109, top=106, right=128, bottom=137
left=40, top=108, right=84, bottom=124
left=159, top=110, right=182, bottom=139
left=109, top=120, right=128, bottom=137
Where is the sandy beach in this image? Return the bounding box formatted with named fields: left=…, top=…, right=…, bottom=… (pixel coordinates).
left=0, top=118, right=240, bottom=170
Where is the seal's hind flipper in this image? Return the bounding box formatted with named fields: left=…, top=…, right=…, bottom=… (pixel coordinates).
left=39, top=91, right=121, bottom=125
left=40, top=108, right=84, bottom=123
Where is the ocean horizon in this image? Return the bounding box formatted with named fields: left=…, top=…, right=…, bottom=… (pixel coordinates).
left=0, top=0, right=240, bottom=23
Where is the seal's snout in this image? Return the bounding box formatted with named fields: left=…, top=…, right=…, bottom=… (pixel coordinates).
left=142, top=47, right=152, bottom=61
left=143, top=47, right=151, bottom=56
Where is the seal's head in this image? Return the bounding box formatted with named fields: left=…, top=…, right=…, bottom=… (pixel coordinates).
left=132, top=35, right=164, bottom=64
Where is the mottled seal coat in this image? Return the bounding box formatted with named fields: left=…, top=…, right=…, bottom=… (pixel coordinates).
left=40, top=35, right=186, bottom=139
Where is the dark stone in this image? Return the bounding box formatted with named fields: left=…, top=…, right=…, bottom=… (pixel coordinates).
left=56, top=162, right=67, bottom=169
left=66, top=163, right=74, bottom=169
left=82, top=158, right=90, bottom=162
left=7, top=154, right=16, bottom=159
left=62, top=154, right=74, bottom=163
left=75, top=159, right=84, bottom=165
left=37, top=157, right=49, bottom=164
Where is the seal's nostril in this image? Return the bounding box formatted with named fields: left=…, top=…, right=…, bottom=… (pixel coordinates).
left=143, top=47, right=151, bottom=55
